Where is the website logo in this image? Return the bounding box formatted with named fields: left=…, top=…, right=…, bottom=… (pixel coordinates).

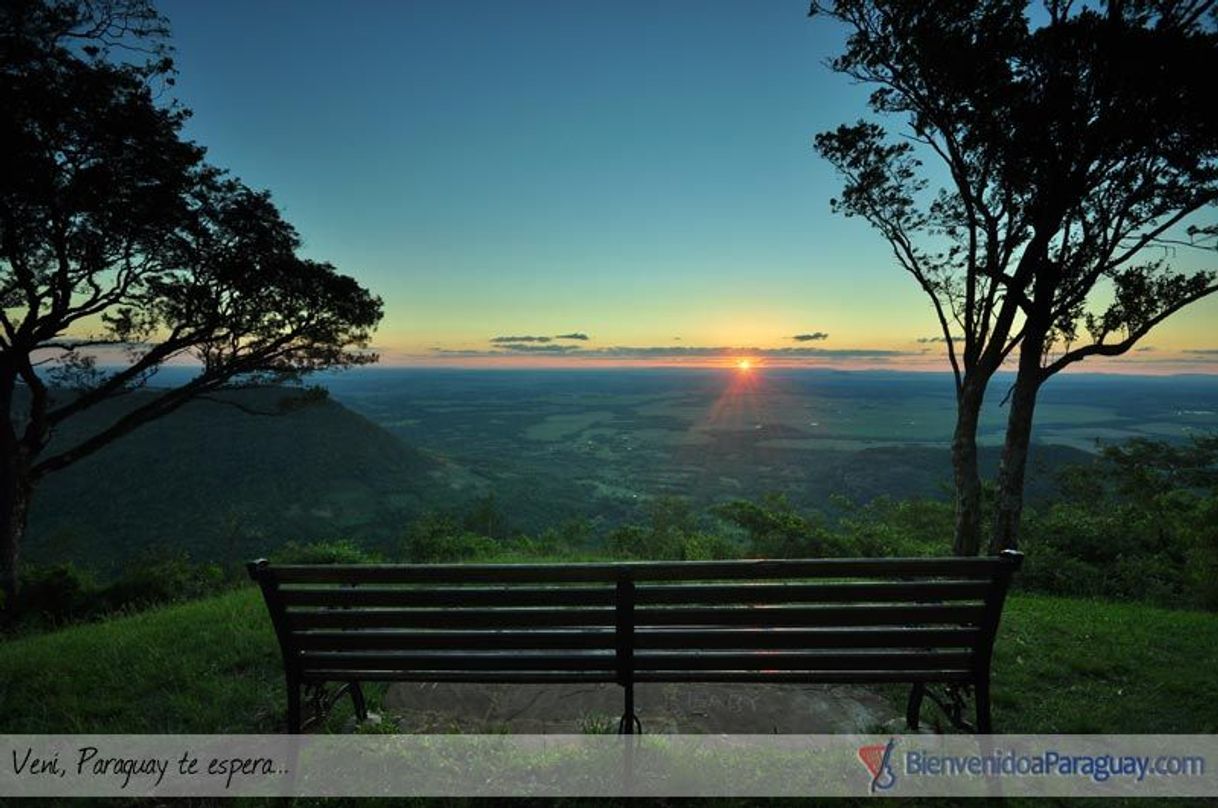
left=858, top=738, right=898, bottom=792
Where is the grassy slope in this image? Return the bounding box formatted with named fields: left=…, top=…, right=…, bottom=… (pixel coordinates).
left=0, top=588, right=280, bottom=733
left=1, top=589, right=1216, bottom=735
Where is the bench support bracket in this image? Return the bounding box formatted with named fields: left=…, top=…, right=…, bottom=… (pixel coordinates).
left=921, top=682, right=976, bottom=733
left=295, top=681, right=369, bottom=732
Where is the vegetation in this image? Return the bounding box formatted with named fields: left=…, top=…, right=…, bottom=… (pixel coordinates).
left=9, top=432, right=1215, bottom=633
left=1021, top=434, right=1218, bottom=609
left=0, top=0, right=383, bottom=613
left=811, top=0, right=1218, bottom=556
left=2, top=580, right=1215, bottom=737
left=3, top=431, right=1215, bottom=808
left=25, top=386, right=443, bottom=573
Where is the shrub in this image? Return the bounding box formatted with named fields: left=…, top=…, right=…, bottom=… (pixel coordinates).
left=712, top=493, right=839, bottom=558
left=100, top=552, right=226, bottom=612
left=403, top=513, right=498, bottom=563
left=273, top=539, right=382, bottom=564
left=17, top=563, right=98, bottom=626
left=677, top=531, right=743, bottom=561
left=830, top=496, right=951, bottom=558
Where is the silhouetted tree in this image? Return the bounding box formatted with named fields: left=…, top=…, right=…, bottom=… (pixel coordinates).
left=811, top=0, right=1218, bottom=554
left=0, top=0, right=383, bottom=611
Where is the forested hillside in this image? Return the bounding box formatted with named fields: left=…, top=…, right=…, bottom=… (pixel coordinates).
left=22, top=387, right=452, bottom=572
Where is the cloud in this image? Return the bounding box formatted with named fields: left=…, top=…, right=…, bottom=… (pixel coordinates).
left=554, top=332, right=589, bottom=341
left=493, top=343, right=581, bottom=354
left=917, top=335, right=965, bottom=344
left=792, top=332, right=829, bottom=342
left=429, top=344, right=917, bottom=361
left=574, top=345, right=909, bottom=360
left=1184, top=348, right=1218, bottom=355
left=490, top=335, right=551, bottom=343
left=1135, top=346, right=1156, bottom=353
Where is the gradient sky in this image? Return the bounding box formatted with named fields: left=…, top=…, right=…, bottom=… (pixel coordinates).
left=158, top=0, right=1217, bottom=372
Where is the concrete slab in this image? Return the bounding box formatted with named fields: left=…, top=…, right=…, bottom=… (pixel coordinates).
left=382, top=682, right=898, bottom=733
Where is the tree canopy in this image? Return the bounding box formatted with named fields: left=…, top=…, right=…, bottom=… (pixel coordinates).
left=0, top=0, right=383, bottom=608
left=811, top=0, right=1218, bottom=553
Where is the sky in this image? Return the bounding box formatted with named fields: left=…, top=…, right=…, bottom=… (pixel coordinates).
left=158, top=0, right=1218, bottom=372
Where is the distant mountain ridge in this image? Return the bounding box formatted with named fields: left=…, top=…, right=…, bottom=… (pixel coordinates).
left=23, top=386, right=452, bottom=572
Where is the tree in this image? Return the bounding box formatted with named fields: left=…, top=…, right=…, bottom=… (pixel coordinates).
left=0, top=0, right=383, bottom=611
left=810, top=0, right=1218, bottom=554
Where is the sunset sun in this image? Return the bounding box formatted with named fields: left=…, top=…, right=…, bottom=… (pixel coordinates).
left=737, top=359, right=752, bottom=371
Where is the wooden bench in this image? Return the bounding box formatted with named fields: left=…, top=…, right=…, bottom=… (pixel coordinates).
left=248, top=551, right=1022, bottom=734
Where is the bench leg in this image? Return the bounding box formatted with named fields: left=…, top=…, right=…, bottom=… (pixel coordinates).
left=617, top=713, right=642, bottom=734
left=618, top=683, right=641, bottom=735
left=906, top=682, right=925, bottom=731
left=975, top=678, right=992, bottom=734
left=349, top=681, right=369, bottom=722
left=286, top=674, right=303, bottom=734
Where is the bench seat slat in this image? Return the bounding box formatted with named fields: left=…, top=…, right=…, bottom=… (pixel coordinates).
left=301, top=670, right=616, bottom=684
left=631, top=651, right=973, bottom=672
left=268, top=556, right=1003, bottom=584
left=297, top=650, right=971, bottom=673
left=633, top=670, right=974, bottom=684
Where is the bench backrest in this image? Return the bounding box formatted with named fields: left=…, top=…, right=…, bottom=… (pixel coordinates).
left=248, top=552, right=1022, bottom=686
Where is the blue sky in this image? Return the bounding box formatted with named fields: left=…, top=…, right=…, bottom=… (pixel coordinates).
left=158, top=0, right=1217, bottom=371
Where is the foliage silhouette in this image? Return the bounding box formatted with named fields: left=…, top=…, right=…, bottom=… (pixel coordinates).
left=811, top=0, right=1218, bottom=553
left=0, top=0, right=383, bottom=610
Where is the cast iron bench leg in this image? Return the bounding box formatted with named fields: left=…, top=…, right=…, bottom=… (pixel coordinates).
left=975, top=677, right=992, bottom=734
left=287, top=674, right=303, bottom=734
left=618, top=682, right=641, bottom=734
left=349, top=681, right=369, bottom=722
left=906, top=682, right=925, bottom=730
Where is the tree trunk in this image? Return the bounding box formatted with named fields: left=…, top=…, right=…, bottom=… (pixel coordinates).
left=951, top=383, right=986, bottom=556
left=0, top=455, right=31, bottom=617
left=991, top=336, right=1046, bottom=553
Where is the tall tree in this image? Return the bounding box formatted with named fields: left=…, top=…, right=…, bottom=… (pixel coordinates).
left=810, top=0, right=1218, bottom=555
left=0, top=0, right=383, bottom=610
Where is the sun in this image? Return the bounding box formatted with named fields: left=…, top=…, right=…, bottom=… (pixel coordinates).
left=736, top=359, right=752, bottom=371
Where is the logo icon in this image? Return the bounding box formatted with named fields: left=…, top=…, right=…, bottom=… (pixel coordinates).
left=857, top=738, right=897, bottom=792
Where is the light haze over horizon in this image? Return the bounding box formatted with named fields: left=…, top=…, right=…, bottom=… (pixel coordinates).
left=158, top=0, right=1218, bottom=374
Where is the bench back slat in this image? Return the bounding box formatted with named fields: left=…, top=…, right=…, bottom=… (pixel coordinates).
left=293, top=629, right=617, bottom=651
left=249, top=552, right=1022, bottom=689
left=286, top=607, right=617, bottom=630
left=634, top=580, right=989, bottom=605
left=634, top=604, right=984, bottom=628
left=265, top=556, right=1006, bottom=585
left=632, top=626, right=982, bottom=650
left=299, top=651, right=617, bottom=673
left=280, top=585, right=617, bottom=609
left=290, top=626, right=981, bottom=652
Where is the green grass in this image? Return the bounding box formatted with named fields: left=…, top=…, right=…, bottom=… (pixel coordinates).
left=0, top=588, right=282, bottom=733
left=2, top=590, right=1216, bottom=808
left=2, top=588, right=1216, bottom=736
left=990, top=594, right=1218, bottom=733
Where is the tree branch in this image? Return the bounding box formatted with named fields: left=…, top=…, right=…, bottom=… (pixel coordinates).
left=1040, top=283, right=1218, bottom=378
